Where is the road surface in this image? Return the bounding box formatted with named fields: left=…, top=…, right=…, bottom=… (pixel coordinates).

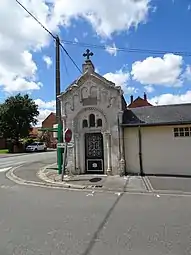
left=0, top=151, right=56, bottom=172
left=0, top=152, right=190, bottom=254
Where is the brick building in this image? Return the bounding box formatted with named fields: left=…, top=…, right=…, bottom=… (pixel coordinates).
left=42, top=112, right=57, bottom=148
left=128, top=93, right=152, bottom=108
left=42, top=112, right=56, bottom=129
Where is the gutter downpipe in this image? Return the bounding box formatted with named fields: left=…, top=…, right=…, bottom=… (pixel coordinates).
left=118, top=115, right=126, bottom=176
left=138, top=126, right=144, bottom=176
left=117, top=115, right=121, bottom=159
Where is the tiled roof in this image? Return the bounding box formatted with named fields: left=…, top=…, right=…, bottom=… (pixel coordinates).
left=123, top=103, right=191, bottom=126
left=128, top=97, right=152, bottom=108
left=29, top=127, right=39, bottom=136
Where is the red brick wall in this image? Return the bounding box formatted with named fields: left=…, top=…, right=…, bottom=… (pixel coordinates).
left=42, top=113, right=57, bottom=148
left=42, top=112, right=56, bottom=129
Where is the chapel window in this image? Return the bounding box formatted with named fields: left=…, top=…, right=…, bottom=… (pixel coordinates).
left=89, top=114, right=95, bottom=127
left=97, top=118, right=102, bottom=127
left=82, top=119, right=88, bottom=128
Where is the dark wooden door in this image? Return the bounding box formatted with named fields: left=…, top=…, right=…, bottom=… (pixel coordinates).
left=85, top=133, right=104, bottom=174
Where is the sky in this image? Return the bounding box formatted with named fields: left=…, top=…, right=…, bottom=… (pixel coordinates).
left=1, top=0, right=191, bottom=125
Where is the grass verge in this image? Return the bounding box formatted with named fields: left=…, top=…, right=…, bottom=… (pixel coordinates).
left=0, top=149, right=9, bottom=154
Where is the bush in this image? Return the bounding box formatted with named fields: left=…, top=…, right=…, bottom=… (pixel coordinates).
left=23, top=138, right=35, bottom=148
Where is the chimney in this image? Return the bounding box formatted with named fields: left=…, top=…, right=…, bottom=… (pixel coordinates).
left=82, top=60, right=95, bottom=74
left=130, top=95, right=133, bottom=104
left=144, top=92, right=147, bottom=101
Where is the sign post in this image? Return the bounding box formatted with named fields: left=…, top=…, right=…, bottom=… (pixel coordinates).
left=61, top=128, right=72, bottom=181
left=57, top=123, right=63, bottom=175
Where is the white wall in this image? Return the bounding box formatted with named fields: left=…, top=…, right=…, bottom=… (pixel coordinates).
left=60, top=74, right=123, bottom=175
left=124, top=125, right=191, bottom=176
left=124, top=128, right=140, bottom=174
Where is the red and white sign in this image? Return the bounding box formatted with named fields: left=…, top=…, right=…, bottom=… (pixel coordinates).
left=64, top=128, right=72, bottom=143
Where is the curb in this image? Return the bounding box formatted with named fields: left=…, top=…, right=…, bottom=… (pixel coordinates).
left=6, top=164, right=88, bottom=191
left=6, top=164, right=150, bottom=194
left=6, top=165, right=191, bottom=197
left=37, top=163, right=86, bottom=190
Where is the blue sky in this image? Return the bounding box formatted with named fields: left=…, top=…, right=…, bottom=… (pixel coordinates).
left=1, top=0, right=191, bottom=123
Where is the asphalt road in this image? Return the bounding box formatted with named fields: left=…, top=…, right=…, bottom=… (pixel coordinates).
left=0, top=182, right=191, bottom=255
left=0, top=151, right=56, bottom=171
left=0, top=163, right=190, bottom=253
left=0, top=153, right=191, bottom=254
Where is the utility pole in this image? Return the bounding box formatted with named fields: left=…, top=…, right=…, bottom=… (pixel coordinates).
left=55, top=36, right=61, bottom=124
left=55, top=36, right=63, bottom=174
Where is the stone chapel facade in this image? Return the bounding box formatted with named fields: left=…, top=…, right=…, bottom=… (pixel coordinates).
left=58, top=50, right=126, bottom=176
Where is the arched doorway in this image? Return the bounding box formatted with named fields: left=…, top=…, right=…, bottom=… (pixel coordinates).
left=85, top=132, right=104, bottom=174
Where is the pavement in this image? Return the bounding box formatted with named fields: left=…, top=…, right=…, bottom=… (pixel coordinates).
left=1, top=152, right=191, bottom=254
left=37, top=167, right=149, bottom=192
left=3, top=153, right=191, bottom=195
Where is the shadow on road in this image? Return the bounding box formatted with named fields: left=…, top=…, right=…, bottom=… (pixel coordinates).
left=81, top=180, right=128, bottom=255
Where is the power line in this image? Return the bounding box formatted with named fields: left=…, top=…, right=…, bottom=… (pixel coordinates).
left=15, top=0, right=81, bottom=73
left=60, top=46, right=69, bottom=78
left=15, top=0, right=191, bottom=58
left=61, top=39, right=191, bottom=57
left=60, top=43, right=82, bottom=74
left=15, top=0, right=56, bottom=39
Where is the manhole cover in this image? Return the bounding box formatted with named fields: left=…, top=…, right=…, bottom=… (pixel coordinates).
left=89, top=177, right=102, bottom=183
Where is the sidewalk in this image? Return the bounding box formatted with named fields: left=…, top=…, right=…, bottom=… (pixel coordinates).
left=37, top=165, right=150, bottom=192
left=6, top=162, right=151, bottom=192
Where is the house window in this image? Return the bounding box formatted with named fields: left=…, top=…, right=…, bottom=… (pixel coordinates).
left=173, top=127, right=191, bottom=137
left=97, top=118, right=102, bottom=127
left=82, top=119, right=88, bottom=128
left=89, top=114, right=95, bottom=127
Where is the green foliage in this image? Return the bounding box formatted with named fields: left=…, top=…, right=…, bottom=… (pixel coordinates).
left=0, top=94, right=39, bottom=142
left=21, top=138, right=35, bottom=148
left=39, top=131, right=51, bottom=144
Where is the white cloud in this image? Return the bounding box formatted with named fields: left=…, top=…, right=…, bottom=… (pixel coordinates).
left=188, top=4, right=191, bottom=11
left=43, top=55, right=52, bottom=69
left=149, top=91, right=191, bottom=105
left=183, top=65, right=191, bottom=81
left=74, top=37, right=79, bottom=43
left=53, top=0, right=151, bottom=38
left=103, top=68, right=137, bottom=94
left=35, top=98, right=56, bottom=109
left=131, top=54, right=183, bottom=87
left=34, top=98, right=56, bottom=126
left=37, top=109, right=53, bottom=127
left=0, top=0, right=59, bottom=93
left=0, top=0, right=151, bottom=93
left=144, top=85, right=154, bottom=93
left=105, top=43, right=118, bottom=56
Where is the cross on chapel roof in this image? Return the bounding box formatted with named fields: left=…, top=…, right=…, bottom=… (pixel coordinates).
left=83, top=49, right=94, bottom=61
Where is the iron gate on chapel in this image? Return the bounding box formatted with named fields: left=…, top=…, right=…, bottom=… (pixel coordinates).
left=85, top=133, right=104, bottom=174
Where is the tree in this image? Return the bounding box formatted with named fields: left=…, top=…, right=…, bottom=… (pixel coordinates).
left=0, top=94, right=39, bottom=143
left=38, top=131, right=51, bottom=147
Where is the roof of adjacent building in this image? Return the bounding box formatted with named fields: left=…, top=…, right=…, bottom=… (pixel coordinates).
left=128, top=96, right=152, bottom=108
left=29, top=127, right=40, bottom=137
left=42, top=112, right=56, bottom=123
left=122, top=103, right=191, bottom=126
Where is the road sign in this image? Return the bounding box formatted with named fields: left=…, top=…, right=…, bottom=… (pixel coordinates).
left=64, top=128, right=72, bottom=143
left=57, top=143, right=65, bottom=148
